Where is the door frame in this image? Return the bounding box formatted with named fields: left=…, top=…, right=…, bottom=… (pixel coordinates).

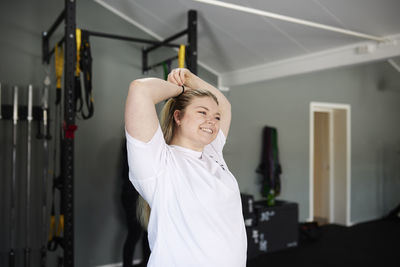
left=309, top=102, right=352, bottom=226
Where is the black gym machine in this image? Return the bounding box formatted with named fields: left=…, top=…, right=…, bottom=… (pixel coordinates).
left=40, top=1, right=198, bottom=267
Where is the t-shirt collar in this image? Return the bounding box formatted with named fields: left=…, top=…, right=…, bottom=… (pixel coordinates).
left=170, top=145, right=203, bottom=159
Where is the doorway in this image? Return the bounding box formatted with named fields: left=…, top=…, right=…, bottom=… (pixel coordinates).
left=309, top=102, right=352, bottom=226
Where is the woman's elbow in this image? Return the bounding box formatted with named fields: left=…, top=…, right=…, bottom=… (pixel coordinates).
left=129, top=79, right=146, bottom=93
left=128, top=79, right=152, bottom=102
left=126, top=80, right=145, bottom=109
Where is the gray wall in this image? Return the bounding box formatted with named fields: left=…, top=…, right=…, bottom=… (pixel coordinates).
left=225, top=61, right=400, bottom=223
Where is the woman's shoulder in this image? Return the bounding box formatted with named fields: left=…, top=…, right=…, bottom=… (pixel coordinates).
left=126, top=123, right=164, bottom=148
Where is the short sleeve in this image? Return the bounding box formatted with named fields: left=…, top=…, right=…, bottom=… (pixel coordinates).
left=125, top=124, right=167, bottom=204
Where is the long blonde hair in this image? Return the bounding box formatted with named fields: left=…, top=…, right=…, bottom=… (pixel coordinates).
left=137, top=88, right=219, bottom=230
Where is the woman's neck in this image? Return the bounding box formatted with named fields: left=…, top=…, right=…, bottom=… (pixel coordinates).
left=170, top=135, right=204, bottom=152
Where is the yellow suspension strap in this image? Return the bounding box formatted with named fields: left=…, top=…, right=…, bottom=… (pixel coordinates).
left=48, top=201, right=56, bottom=250
left=55, top=44, right=63, bottom=104
left=47, top=181, right=64, bottom=251
left=48, top=44, right=65, bottom=252
left=47, top=184, right=64, bottom=251
left=76, top=29, right=81, bottom=76
left=178, top=45, right=185, bottom=68
left=75, top=28, right=83, bottom=114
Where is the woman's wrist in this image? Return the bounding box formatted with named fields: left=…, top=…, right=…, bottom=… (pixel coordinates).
left=176, top=85, right=185, bottom=97
left=185, top=72, right=198, bottom=89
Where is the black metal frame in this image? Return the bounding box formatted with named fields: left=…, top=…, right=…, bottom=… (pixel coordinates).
left=42, top=1, right=197, bottom=266
left=142, top=10, right=197, bottom=74
left=41, top=1, right=75, bottom=266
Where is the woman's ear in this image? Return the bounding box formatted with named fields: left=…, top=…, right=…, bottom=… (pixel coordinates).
left=173, top=110, right=181, bottom=126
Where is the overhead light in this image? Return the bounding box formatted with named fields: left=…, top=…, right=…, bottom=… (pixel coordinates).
left=193, top=0, right=387, bottom=42
left=355, top=44, right=376, bottom=54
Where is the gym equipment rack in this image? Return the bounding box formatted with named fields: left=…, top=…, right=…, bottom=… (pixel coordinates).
left=41, top=1, right=197, bottom=266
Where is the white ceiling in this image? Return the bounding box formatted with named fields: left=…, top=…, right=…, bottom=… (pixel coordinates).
left=95, top=0, right=400, bottom=87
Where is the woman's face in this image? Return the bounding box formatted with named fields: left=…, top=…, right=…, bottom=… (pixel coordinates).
left=174, top=96, right=220, bottom=150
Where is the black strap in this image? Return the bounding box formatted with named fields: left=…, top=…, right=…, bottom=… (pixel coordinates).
left=75, top=76, right=83, bottom=114
left=256, top=126, right=282, bottom=198
left=79, top=30, right=94, bottom=119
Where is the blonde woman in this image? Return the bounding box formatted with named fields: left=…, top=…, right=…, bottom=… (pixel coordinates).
left=124, top=68, right=247, bottom=266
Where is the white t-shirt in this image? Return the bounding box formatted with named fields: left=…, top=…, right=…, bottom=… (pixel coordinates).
left=126, top=124, right=247, bottom=267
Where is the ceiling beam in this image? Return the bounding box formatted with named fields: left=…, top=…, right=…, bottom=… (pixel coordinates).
left=193, top=0, right=388, bottom=42
left=220, top=34, right=400, bottom=87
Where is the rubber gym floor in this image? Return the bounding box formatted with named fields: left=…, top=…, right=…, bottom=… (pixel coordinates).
left=129, top=216, right=399, bottom=267
left=247, top=217, right=400, bottom=267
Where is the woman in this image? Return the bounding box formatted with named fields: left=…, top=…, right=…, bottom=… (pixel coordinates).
left=124, top=68, right=247, bottom=267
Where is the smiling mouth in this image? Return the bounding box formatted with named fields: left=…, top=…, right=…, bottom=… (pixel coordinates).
left=200, top=127, right=213, bottom=134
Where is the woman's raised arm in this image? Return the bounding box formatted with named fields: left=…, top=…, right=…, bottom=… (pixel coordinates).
left=124, top=78, right=183, bottom=142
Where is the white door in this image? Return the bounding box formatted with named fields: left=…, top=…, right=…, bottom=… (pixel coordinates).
left=310, top=102, right=351, bottom=226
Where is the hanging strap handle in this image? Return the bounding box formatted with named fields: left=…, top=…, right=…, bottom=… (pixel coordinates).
left=178, top=45, right=185, bottom=68
left=55, top=44, right=64, bottom=105
left=75, top=29, right=82, bottom=77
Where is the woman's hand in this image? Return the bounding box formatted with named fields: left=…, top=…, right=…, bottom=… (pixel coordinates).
left=167, top=68, right=195, bottom=88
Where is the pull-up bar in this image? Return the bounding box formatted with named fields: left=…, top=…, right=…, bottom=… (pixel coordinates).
left=46, top=30, right=183, bottom=60
left=43, top=17, right=197, bottom=73
left=144, top=29, right=188, bottom=53
left=87, top=30, right=182, bottom=48
left=143, top=10, right=197, bottom=74
left=44, top=30, right=182, bottom=63
left=44, top=10, right=198, bottom=74
left=43, top=11, right=197, bottom=72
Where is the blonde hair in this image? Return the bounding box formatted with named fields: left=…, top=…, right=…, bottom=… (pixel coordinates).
left=137, top=88, right=219, bottom=230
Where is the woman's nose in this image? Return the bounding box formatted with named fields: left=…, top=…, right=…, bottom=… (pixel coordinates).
left=207, top=118, right=216, bottom=125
